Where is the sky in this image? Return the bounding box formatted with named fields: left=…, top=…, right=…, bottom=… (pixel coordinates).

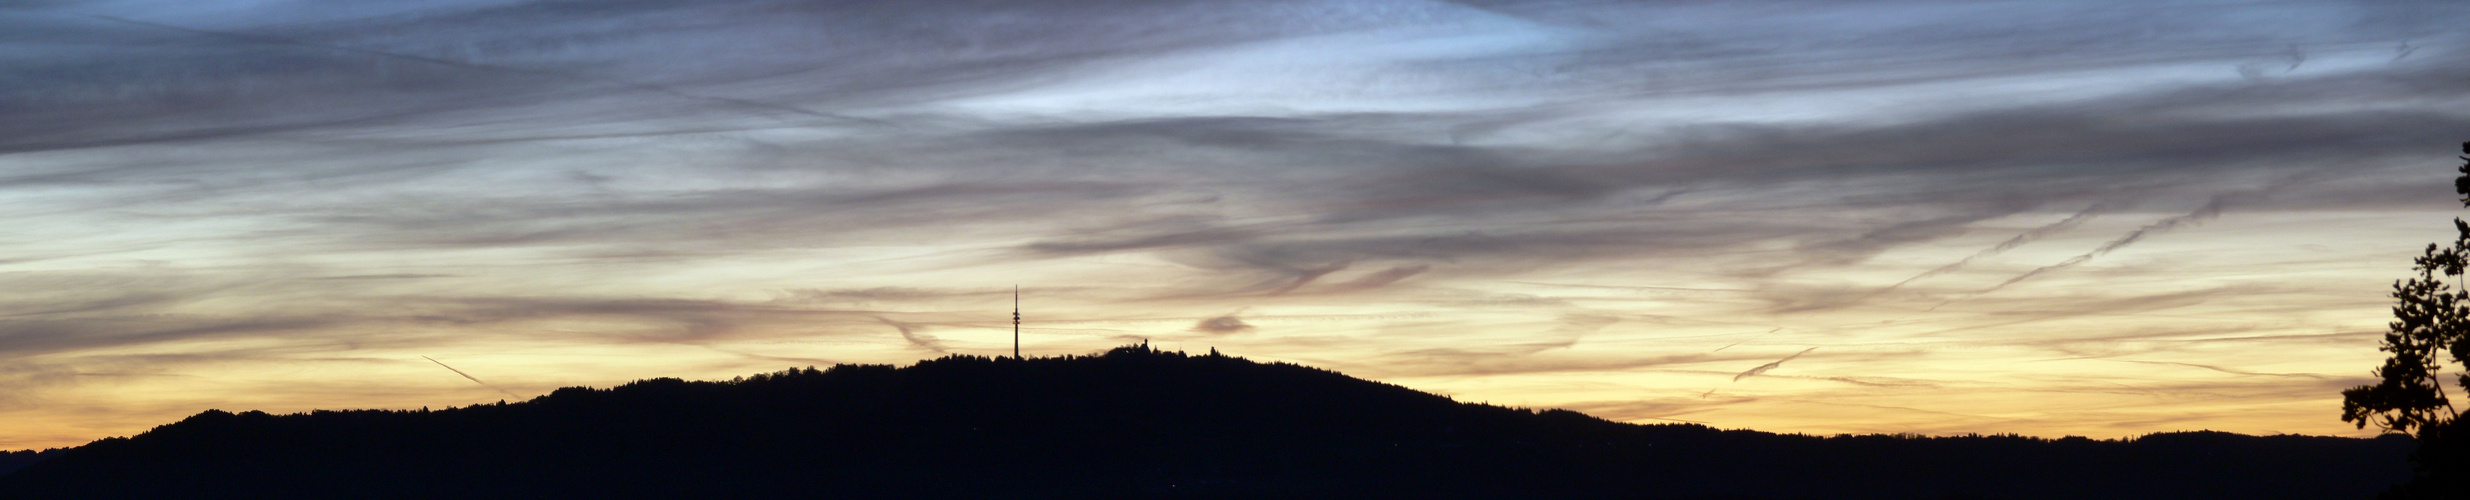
left=3, top=0, right=2468, bottom=449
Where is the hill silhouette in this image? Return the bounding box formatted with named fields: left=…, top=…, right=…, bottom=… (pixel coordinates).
left=0, top=344, right=2416, bottom=499
left=0, top=449, right=62, bottom=478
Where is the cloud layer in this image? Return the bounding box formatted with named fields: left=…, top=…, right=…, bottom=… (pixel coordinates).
left=2, top=0, right=2466, bottom=447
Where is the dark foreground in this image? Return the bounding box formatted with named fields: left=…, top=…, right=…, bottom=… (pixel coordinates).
left=0, top=345, right=2415, bottom=499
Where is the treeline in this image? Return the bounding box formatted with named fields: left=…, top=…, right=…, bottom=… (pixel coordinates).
left=0, top=344, right=2417, bottom=499
left=0, top=449, right=64, bottom=477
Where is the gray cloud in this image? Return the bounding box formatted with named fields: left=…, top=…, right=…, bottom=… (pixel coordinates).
left=879, top=317, right=948, bottom=353
left=1190, top=314, right=1253, bottom=334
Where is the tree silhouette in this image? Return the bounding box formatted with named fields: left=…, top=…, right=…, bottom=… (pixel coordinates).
left=2342, top=142, right=2470, bottom=500
left=2343, top=141, right=2470, bottom=438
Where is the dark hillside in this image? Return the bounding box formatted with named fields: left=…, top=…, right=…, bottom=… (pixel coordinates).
left=0, top=344, right=2416, bottom=499
left=0, top=449, right=62, bottom=478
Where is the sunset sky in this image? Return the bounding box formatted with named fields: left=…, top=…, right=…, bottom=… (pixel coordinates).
left=5, top=0, right=2469, bottom=449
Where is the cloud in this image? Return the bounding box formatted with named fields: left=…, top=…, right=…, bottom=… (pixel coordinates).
left=76, top=14, right=887, bottom=126
left=1191, top=314, right=1254, bottom=334
left=307, top=274, right=460, bottom=281
left=2112, top=360, right=2331, bottom=379
left=1791, top=210, right=2029, bottom=270
left=1023, top=225, right=1262, bottom=255
left=1950, top=191, right=2257, bottom=302
left=1321, top=265, right=1432, bottom=293
left=1550, top=397, right=1759, bottom=425
left=878, top=317, right=947, bottom=353
left=0, top=316, right=344, bottom=359
left=1733, top=347, right=1820, bottom=382
left=1886, top=203, right=2108, bottom=290
left=1711, top=328, right=1781, bottom=353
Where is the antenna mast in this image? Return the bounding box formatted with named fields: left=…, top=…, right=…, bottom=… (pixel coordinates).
left=1012, top=285, right=1020, bottom=360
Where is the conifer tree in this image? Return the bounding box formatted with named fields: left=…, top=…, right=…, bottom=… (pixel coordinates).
left=2342, top=142, right=2470, bottom=437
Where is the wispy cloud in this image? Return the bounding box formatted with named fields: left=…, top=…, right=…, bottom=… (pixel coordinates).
left=1734, top=347, right=1820, bottom=382
left=1976, top=198, right=2233, bottom=294
left=1711, top=328, right=1781, bottom=353
left=878, top=317, right=947, bottom=353
left=1887, top=203, right=2108, bottom=290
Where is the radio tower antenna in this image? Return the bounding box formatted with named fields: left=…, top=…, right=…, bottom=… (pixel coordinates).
left=1012, top=285, right=1021, bottom=360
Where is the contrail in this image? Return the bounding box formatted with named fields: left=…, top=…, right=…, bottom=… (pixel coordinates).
left=82, top=15, right=888, bottom=127
left=423, top=356, right=518, bottom=398
left=1884, top=203, right=2106, bottom=290
left=1733, top=347, right=1819, bottom=382
left=1905, top=177, right=2313, bottom=315
left=1711, top=327, right=1781, bottom=353
left=1968, top=195, right=2228, bottom=297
